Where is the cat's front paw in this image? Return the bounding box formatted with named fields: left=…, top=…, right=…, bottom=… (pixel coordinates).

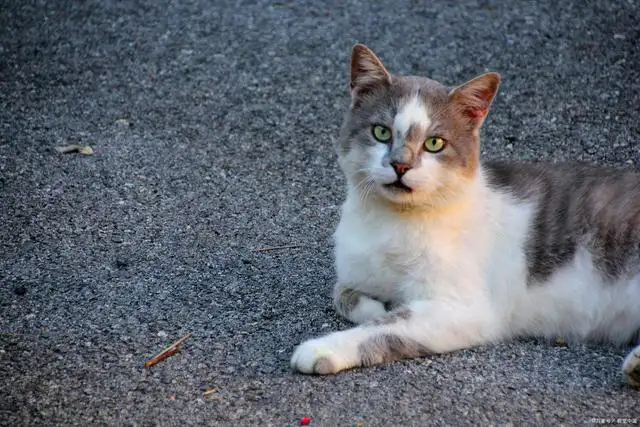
left=290, top=334, right=357, bottom=375
left=622, top=345, right=640, bottom=387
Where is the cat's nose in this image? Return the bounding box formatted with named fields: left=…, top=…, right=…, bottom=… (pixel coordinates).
left=390, top=161, right=412, bottom=177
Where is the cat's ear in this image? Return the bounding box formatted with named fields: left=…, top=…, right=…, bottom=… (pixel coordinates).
left=449, top=72, right=501, bottom=128
left=350, top=44, right=391, bottom=97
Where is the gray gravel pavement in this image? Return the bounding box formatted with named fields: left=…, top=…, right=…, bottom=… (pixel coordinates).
left=1, top=1, right=639, bottom=425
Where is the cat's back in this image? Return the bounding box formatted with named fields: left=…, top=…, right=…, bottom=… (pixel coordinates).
left=483, top=160, right=640, bottom=282
left=484, top=160, right=640, bottom=201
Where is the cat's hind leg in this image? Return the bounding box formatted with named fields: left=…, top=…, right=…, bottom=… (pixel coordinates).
left=622, top=344, right=640, bottom=387
left=333, top=283, right=388, bottom=324
left=292, top=299, right=498, bottom=374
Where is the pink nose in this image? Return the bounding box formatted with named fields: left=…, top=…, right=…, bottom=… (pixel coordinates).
left=391, top=161, right=411, bottom=177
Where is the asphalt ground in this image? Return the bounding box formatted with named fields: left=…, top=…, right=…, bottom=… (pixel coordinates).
left=1, top=0, right=639, bottom=425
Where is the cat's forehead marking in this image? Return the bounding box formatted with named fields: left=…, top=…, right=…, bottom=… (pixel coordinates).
left=393, top=94, right=431, bottom=137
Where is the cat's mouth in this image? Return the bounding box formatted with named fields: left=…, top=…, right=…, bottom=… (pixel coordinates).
left=384, top=180, right=413, bottom=192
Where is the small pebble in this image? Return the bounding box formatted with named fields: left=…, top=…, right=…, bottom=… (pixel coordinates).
left=115, top=118, right=133, bottom=127
left=13, top=285, right=26, bottom=296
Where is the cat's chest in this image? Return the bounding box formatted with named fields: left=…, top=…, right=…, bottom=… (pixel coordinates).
left=333, top=205, right=469, bottom=302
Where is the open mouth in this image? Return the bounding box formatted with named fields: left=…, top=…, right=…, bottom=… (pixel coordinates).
left=384, top=180, right=413, bottom=192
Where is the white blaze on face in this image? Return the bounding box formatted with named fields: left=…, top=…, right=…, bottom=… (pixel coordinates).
left=365, top=93, right=443, bottom=199
left=392, top=95, right=439, bottom=187
left=393, top=95, right=430, bottom=137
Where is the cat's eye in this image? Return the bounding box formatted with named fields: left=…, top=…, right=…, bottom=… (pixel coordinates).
left=372, top=125, right=392, bottom=142
left=424, top=137, right=446, bottom=153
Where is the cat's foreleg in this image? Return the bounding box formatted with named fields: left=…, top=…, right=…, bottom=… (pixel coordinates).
left=622, top=342, right=640, bottom=387
left=333, top=283, right=388, bottom=324
left=291, top=299, right=498, bottom=374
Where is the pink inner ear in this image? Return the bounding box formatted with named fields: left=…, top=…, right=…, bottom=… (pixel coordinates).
left=460, top=87, right=494, bottom=121
left=466, top=106, right=488, bottom=119
left=451, top=73, right=500, bottom=125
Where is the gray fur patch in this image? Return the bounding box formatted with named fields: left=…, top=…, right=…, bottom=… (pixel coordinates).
left=484, top=161, right=640, bottom=284
left=333, top=286, right=363, bottom=318
left=368, top=306, right=412, bottom=326
left=358, top=333, right=428, bottom=366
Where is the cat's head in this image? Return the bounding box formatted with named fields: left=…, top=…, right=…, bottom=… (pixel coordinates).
left=337, top=44, right=500, bottom=208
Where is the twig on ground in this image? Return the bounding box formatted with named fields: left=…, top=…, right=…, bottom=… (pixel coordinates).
left=203, top=388, right=223, bottom=401
left=251, top=244, right=305, bottom=252
left=144, top=333, right=192, bottom=368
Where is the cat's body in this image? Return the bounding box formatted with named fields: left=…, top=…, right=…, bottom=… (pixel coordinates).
left=335, top=162, right=640, bottom=345
left=290, top=44, right=640, bottom=386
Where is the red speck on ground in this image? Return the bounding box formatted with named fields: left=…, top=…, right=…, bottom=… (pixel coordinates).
left=300, top=416, right=311, bottom=425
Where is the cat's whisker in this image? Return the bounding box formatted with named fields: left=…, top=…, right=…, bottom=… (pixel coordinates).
left=359, top=179, right=376, bottom=204
left=353, top=176, right=372, bottom=191
left=354, top=181, right=371, bottom=201
left=351, top=173, right=378, bottom=203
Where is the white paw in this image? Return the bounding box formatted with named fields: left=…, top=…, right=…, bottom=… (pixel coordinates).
left=348, top=296, right=387, bottom=324
left=622, top=345, right=640, bottom=387
left=291, top=333, right=358, bottom=375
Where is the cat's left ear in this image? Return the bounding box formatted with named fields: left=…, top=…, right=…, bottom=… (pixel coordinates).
left=449, top=72, right=501, bottom=128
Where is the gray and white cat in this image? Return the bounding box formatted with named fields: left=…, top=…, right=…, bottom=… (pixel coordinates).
left=290, top=44, right=640, bottom=386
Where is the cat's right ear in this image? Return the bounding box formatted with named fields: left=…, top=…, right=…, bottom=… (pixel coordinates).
left=448, top=72, right=501, bottom=129
left=350, top=44, right=391, bottom=98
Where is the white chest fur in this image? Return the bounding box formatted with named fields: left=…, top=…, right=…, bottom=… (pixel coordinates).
left=333, top=181, right=523, bottom=305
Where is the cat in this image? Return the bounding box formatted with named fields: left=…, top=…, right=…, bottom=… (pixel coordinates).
left=290, top=43, right=640, bottom=387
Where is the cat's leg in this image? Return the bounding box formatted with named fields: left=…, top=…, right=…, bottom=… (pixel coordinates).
left=622, top=343, right=640, bottom=387
left=291, top=299, right=498, bottom=374
left=333, top=283, right=388, bottom=324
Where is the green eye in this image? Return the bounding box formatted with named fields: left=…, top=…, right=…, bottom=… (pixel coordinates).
left=424, top=137, right=446, bottom=153
left=372, top=125, right=392, bottom=142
